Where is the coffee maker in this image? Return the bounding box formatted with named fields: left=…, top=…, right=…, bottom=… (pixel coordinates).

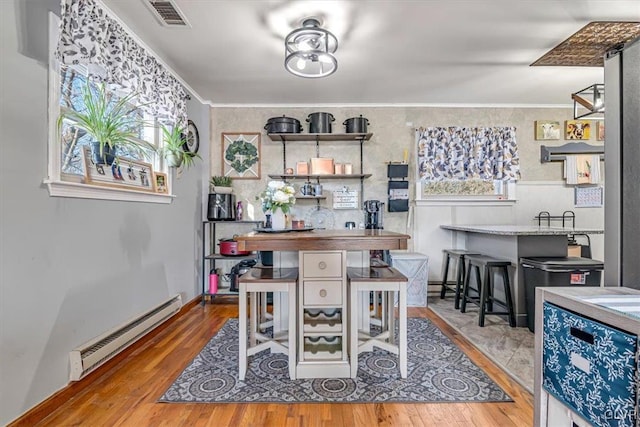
left=364, top=200, right=384, bottom=229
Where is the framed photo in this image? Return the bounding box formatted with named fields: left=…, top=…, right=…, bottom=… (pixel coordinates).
left=221, top=132, right=261, bottom=179
left=534, top=120, right=560, bottom=140
left=565, top=120, right=591, bottom=140
left=596, top=121, right=605, bottom=141
left=82, top=147, right=156, bottom=193
left=154, top=172, right=168, bottom=193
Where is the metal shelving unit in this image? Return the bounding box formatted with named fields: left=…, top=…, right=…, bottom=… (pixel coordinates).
left=201, top=220, right=262, bottom=304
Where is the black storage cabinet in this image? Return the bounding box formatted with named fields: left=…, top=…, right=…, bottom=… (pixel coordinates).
left=520, top=257, right=603, bottom=332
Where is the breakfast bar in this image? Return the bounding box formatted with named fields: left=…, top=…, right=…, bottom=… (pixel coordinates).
left=440, top=225, right=604, bottom=327
left=236, top=229, right=410, bottom=378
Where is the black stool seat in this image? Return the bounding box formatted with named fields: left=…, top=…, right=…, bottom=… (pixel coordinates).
left=460, top=255, right=516, bottom=327
left=440, top=249, right=480, bottom=309
left=239, top=267, right=298, bottom=283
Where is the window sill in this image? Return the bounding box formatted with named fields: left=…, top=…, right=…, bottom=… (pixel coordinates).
left=44, top=179, right=175, bottom=204
left=415, top=198, right=516, bottom=207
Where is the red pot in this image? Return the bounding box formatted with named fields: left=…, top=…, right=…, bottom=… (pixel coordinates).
left=218, top=238, right=250, bottom=256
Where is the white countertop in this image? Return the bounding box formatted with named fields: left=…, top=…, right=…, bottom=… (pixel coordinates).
left=440, top=224, right=604, bottom=236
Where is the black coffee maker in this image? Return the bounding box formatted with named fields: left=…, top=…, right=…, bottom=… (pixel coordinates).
left=364, top=200, right=384, bottom=229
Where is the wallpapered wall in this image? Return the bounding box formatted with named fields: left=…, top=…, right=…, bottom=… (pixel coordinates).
left=210, top=106, right=604, bottom=234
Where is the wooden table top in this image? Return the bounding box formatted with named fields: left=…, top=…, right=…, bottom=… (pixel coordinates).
left=235, top=229, right=410, bottom=252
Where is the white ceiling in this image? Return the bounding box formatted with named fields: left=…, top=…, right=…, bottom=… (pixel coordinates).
left=103, top=0, right=640, bottom=106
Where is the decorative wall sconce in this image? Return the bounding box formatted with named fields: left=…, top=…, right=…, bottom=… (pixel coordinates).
left=572, top=84, right=604, bottom=120
left=284, top=18, right=338, bottom=78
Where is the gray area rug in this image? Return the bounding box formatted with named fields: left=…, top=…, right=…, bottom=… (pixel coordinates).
left=159, top=318, right=511, bottom=403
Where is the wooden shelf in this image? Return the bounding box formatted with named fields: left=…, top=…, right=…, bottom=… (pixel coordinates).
left=268, top=132, right=372, bottom=142
left=205, top=253, right=258, bottom=261
left=269, top=173, right=371, bottom=180
left=296, top=194, right=327, bottom=200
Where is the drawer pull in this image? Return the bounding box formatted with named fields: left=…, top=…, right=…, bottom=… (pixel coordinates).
left=318, top=261, right=327, bottom=270
left=570, top=327, right=594, bottom=345
left=319, top=289, right=327, bottom=297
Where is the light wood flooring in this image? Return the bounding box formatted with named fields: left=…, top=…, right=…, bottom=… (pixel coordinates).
left=13, top=300, right=534, bottom=427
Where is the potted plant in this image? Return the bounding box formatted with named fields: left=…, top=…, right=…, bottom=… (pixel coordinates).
left=160, top=124, right=201, bottom=168
left=210, top=176, right=233, bottom=193
left=57, top=82, right=153, bottom=165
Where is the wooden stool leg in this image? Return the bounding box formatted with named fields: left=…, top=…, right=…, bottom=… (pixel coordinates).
left=239, top=282, right=248, bottom=381
left=387, top=290, right=395, bottom=344
left=287, top=283, right=297, bottom=379
left=349, top=284, right=359, bottom=378
left=440, top=253, right=451, bottom=299
left=454, top=256, right=464, bottom=309
left=460, top=260, right=472, bottom=313
left=398, top=285, right=407, bottom=378
left=502, top=266, right=516, bottom=327
left=250, top=290, right=258, bottom=348
left=478, top=266, right=490, bottom=327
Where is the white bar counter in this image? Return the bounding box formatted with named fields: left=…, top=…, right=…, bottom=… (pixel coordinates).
left=440, top=225, right=604, bottom=327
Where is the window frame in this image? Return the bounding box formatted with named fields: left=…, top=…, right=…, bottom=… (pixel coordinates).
left=44, top=12, right=174, bottom=203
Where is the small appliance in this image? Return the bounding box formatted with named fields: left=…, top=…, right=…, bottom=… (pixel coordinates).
left=364, top=200, right=384, bottom=229
left=207, top=193, right=236, bottom=221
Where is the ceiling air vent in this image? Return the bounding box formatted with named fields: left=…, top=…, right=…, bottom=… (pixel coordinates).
left=144, top=0, right=190, bottom=27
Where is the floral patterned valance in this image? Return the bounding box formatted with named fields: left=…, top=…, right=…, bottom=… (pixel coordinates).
left=417, top=127, right=521, bottom=181
left=56, top=0, right=188, bottom=126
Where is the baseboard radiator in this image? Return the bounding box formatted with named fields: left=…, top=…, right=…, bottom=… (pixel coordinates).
left=69, top=294, right=182, bottom=381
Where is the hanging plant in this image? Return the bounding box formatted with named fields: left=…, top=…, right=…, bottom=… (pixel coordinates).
left=225, top=139, right=258, bottom=173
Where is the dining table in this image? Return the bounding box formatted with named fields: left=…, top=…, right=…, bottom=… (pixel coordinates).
left=235, top=228, right=411, bottom=378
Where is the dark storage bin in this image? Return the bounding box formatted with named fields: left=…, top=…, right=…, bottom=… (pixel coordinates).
left=520, top=257, right=603, bottom=332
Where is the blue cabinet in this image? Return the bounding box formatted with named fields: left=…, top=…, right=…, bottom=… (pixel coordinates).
left=542, top=302, right=638, bottom=427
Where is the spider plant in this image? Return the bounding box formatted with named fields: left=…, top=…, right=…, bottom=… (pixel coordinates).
left=57, top=82, right=154, bottom=164
left=160, top=124, right=201, bottom=168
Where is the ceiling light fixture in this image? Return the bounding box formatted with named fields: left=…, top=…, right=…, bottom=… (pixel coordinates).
left=285, top=18, right=338, bottom=78
left=572, top=84, right=605, bottom=120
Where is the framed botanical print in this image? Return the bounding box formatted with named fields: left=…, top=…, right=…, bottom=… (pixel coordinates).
left=221, top=132, right=261, bottom=179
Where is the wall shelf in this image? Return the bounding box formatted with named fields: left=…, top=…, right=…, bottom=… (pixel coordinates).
left=267, top=133, right=372, bottom=142
left=540, top=142, right=604, bottom=163
left=269, top=174, right=371, bottom=180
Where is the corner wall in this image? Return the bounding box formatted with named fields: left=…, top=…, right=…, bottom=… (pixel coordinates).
left=0, top=1, right=208, bottom=423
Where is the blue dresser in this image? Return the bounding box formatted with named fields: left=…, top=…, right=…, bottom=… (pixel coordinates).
left=534, top=288, right=640, bottom=427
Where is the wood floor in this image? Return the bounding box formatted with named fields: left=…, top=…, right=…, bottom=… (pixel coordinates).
left=18, top=300, right=534, bottom=427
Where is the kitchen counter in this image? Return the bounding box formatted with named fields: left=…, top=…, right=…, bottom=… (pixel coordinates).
left=441, top=224, right=604, bottom=236
left=236, top=229, right=410, bottom=252
left=440, top=224, right=604, bottom=327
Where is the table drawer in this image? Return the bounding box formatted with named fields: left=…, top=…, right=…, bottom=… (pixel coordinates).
left=542, top=302, right=638, bottom=427
left=302, top=252, right=343, bottom=278
left=303, top=280, right=342, bottom=306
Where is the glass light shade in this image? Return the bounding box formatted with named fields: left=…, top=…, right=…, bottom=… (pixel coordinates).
left=284, top=18, right=338, bottom=78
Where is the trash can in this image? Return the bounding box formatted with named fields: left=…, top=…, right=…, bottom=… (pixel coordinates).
left=520, top=257, right=603, bottom=332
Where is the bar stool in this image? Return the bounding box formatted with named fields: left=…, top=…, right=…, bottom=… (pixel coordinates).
left=460, top=255, right=516, bottom=327
left=439, top=249, right=479, bottom=309
left=347, top=266, right=408, bottom=379
left=238, top=267, right=298, bottom=380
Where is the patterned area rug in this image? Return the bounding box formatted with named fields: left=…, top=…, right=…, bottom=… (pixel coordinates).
left=159, top=318, right=511, bottom=403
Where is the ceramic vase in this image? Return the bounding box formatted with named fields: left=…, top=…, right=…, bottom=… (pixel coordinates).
left=271, top=209, right=287, bottom=230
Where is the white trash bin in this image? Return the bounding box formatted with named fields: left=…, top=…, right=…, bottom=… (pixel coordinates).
left=389, top=251, right=429, bottom=307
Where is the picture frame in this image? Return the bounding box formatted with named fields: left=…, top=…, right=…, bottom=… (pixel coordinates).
left=82, top=146, right=156, bottom=193
left=534, top=120, right=560, bottom=140
left=596, top=121, right=605, bottom=141
left=221, top=132, right=261, bottom=179
left=564, top=120, right=591, bottom=140
left=154, top=172, right=168, bottom=193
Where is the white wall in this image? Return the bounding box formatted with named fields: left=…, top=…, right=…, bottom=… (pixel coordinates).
left=0, top=1, right=208, bottom=424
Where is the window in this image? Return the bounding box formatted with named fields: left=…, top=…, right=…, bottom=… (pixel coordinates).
left=415, top=127, right=519, bottom=202
left=47, top=0, right=189, bottom=202
left=57, top=65, right=160, bottom=179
